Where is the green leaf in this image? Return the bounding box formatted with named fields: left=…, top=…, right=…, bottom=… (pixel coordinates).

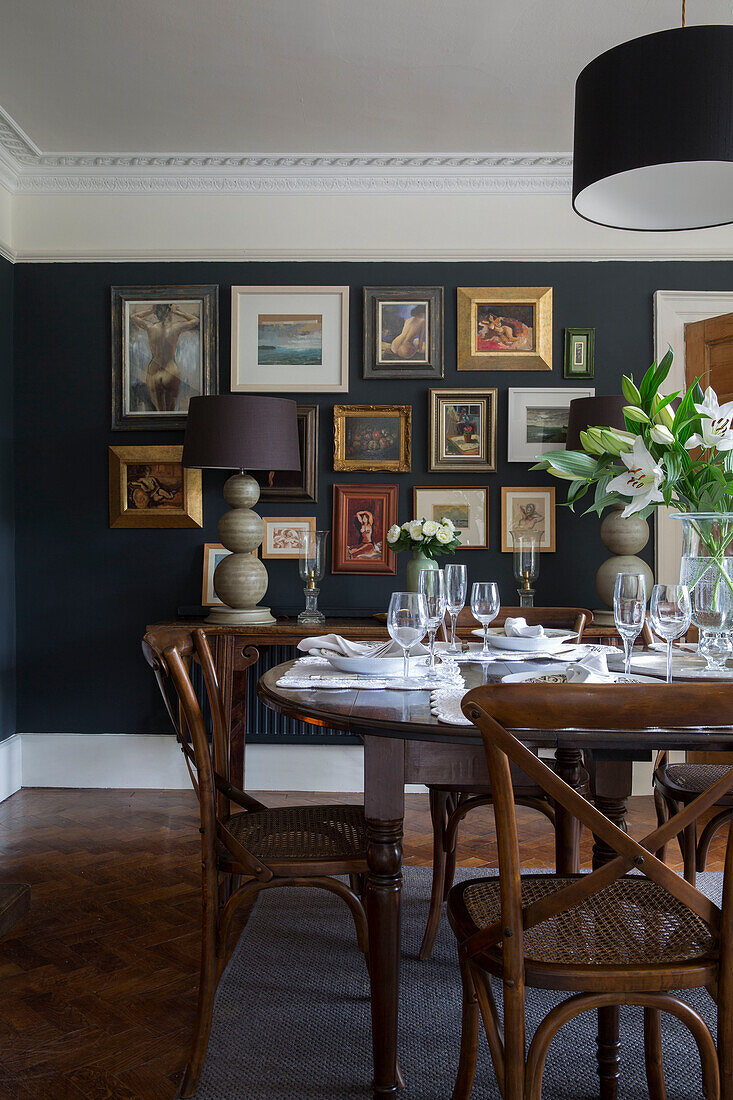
left=639, top=358, right=660, bottom=410
left=652, top=346, right=674, bottom=392
left=540, top=450, right=598, bottom=478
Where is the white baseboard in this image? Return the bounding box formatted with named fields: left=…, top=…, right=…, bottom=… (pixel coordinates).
left=0, top=734, right=22, bottom=801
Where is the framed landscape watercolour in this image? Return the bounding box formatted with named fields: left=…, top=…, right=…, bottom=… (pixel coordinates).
left=563, top=327, right=595, bottom=379
left=252, top=405, right=319, bottom=502
left=333, top=405, right=411, bottom=472
left=332, top=484, right=398, bottom=574
left=363, top=286, right=443, bottom=379
left=413, top=487, right=488, bottom=549
left=507, top=386, right=595, bottom=462
left=428, top=387, right=497, bottom=473
left=231, top=286, right=349, bottom=392
left=108, top=445, right=202, bottom=529
left=261, top=517, right=316, bottom=560
left=111, top=285, right=218, bottom=430
left=501, top=486, right=556, bottom=552
left=457, top=286, right=552, bottom=372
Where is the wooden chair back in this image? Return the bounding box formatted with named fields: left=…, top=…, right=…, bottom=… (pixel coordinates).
left=443, top=605, right=592, bottom=642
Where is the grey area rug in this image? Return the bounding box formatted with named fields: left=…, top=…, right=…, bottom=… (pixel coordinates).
left=193, top=869, right=722, bottom=1099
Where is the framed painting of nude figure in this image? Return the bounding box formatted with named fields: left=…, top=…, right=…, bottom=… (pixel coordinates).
left=332, top=484, right=397, bottom=574
left=363, top=287, right=443, bottom=379
left=457, top=286, right=552, bottom=372
left=111, top=285, right=218, bottom=430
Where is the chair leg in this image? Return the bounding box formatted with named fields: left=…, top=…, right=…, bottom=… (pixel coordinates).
left=179, top=875, right=219, bottom=1097
left=698, top=810, right=733, bottom=872
left=653, top=789, right=670, bottom=863
left=419, top=789, right=449, bottom=961
left=451, top=951, right=480, bottom=1100
left=644, top=1007, right=668, bottom=1100
left=682, top=821, right=698, bottom=885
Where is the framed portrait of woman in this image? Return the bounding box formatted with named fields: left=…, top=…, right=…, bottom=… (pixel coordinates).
left=332, top=484, right=398, bottom=574
left=363, top=287, right=443, bottom=379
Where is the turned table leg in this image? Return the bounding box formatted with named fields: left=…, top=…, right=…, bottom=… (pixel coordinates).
left=554, top=746, right=584, bottom=874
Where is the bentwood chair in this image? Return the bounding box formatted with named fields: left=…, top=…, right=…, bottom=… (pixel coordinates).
left=451, top=681, right=733, bottom=1100
left=418, top=606, right=592, bottom=961
left=654, top=749, right=733, bottom=883
left=142, top=627, right=369, bottom=1098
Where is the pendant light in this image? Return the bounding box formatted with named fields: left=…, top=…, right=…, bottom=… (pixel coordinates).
left=572, top=4, right=733, bottom=231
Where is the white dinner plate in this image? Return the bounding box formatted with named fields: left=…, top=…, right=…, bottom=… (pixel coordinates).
left=323, top=652, right=435, bottom=678
left=501, top=667, right=663, bottom=685
left=470, top=627, right=576, bottom=652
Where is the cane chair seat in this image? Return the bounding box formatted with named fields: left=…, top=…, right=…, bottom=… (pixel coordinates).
left=662, top=762, right=733, bottom=802
left=224, top=803, right=367, bottom=863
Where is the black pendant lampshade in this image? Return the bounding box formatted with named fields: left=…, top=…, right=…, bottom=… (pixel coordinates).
left=573, top=25, right=733, bottom=231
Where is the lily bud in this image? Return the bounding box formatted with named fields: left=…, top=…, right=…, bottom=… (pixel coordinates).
left=653, top=399, right=675, bottom=430
left=599, top=428, right=635, bottom=456
left=650, top=424, right=674, bottom=446
left=579, top=429, right=604, bottom=455
left=624, top=406, right=651, bottom=424
left=621, top=375, right=642, bottom=405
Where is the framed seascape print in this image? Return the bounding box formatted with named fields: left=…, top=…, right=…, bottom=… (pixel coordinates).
left=501, top=486, right=556, bottom=553
left=428, top=387, right=497, bottom=473
left=261, top=517, right=316, bottom=560
left=413, top=487, right=488, bottom=549
left=252, top=404, right=319, bottom=502
left=333, top=405, right=411, bottom=473
left=563, top=327, right=595, bottom=379
left=507, top=386, right=595, bottom=462
left=363, top=287, right=443, bottom=379
left=108, top=445, right=202, bottom=529
left=111, top=285, right=218, bottom=430
left=332, top=484, right=398, bottom=574
left=231, top=286, right=349, bottom=392
left=202, top=544, right=257, bottom=605
left=457, top=286, right=552, bottom=372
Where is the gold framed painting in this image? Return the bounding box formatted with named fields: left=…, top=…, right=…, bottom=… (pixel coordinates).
left=109, top=445, right=202, bottom=529
left=261, top=516, right=316, bottom=559
left=457, top=286, right=552, bottom=372
left=428, top=387, right=497, bottom=472
left=333, top=405, right=411, bottom=472
left=500, top=486, right=556, bottom=552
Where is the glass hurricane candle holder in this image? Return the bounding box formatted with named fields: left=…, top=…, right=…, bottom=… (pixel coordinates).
left=298, top=530, right=329, bottom=624
left=511, top=530, right=541, bottom=607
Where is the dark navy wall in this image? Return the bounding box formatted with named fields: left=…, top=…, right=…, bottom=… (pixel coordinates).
left=12, top=260, right=733, bottom=736
left=0, top=255, right=14, bottom=742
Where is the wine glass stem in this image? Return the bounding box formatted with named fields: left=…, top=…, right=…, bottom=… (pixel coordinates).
left=623, top=635, right=632, bottom=676
left=666, top=638, right=673, bottom=684
left=428, top=627, right=437, bottom=669
left=483, top=622, right=489, bottom=656
left=450, top=614, right=457, bottom=651
left=402, top=646, right=409, bottom=680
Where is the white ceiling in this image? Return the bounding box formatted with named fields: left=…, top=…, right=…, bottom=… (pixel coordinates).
left=0, top=0, right=730, bottom=156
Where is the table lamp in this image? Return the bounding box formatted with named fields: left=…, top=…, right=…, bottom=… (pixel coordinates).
left=183, top=395, right=300, bottom=625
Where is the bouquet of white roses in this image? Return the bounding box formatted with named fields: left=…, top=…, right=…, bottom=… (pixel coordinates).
left=386, top=517, right=462, bottom=558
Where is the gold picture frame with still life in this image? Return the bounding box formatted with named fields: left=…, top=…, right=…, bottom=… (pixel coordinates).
left=333, top=404, right=411, bottom=472
left=501, top=486, right=556, bottom=552
left=429, top=387, right=497, bottom=472
left=457, top=286, right=553, bottom=372
left=109, top=445, right=202, bottom=529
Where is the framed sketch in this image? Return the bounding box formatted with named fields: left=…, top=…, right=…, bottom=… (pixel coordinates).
left=507, top=387, right=595, bottom=462
left=457, top=286, right=552, bottom=372
left=363, top=287, right=443, bottom=379
left=261, top=516, right=316, bottom=559
left=333, top=405, right=411, bottom=472
left=413, top=487, right=488, bottom=549
left=231, top=286, right=348, bottom=392
left=252, top=405, right=318, bottom=502
left=332, top=484, right=398, bottom=574
left=111, top=285, right=218, bottom=430
left=109, top=445, right=202, bottom=529
left=429, top=387, right=497, bottom=473
left=501, top=486, right=556, bottom=552
left=202, top=543, right=257, bottom=605
left=564, top=327, right=595, bottom=379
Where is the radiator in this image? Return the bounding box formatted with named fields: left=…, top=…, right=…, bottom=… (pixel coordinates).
left=246, top=645, right=357, bottom=745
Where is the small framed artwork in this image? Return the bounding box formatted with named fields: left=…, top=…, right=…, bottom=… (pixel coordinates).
left=332, top=484, right=398, bottom=574
left=413, top=487, right=488, bottom=549
left=252, top=404, right=319, bottom=502
left=202, top=543, right=257, bottom=605
left=507, top=387, right=595, bottom=462
left=109, top=445, right=202, bottom=529
left=111, top=285, right=218, bottom=430
left=333, top=405, right=411, bottom=473
left=363, top=287, right=443, bottom=379
left=428, top=387, right=497, bottom=473
left=564, top=328, right=595, bottom=379
left=457, top=286, right=552, bottom=372
left=501, top=486, right=556, bottom=553
left=261, top=517, right=316, bottom=560
left=231, top=286, right=349, bottom=392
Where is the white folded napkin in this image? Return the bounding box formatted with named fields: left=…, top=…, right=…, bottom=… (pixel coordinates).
left=504, top=616, right=545, bottom=639
left=565, top=653, right=614, bottom=683
left=297, top=634, right=428, bottom=657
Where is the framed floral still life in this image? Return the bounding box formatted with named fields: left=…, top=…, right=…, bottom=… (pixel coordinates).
left=251, top=405, right=318, bottom=502
left=332, top=484, right=398, bottom=574
left=507, top=386, right=595, bottom=462
left=109, top=445, right=203, bottom=529
left=111, top=285, right=218, bottom=430
left=501, top=486, right=556, bottom=553
left=457, top=286, right=552, bottom=372
left=333, top=405, right=411, bottom=472
left=563, top=327, right=595, bottom=379
left=261, top=517, right=316, bottom=560
left=413, top=486, right=488, bottom=549
left=363, top=287, right=443, bottom=379
left=429, top=387, right=497, bottom=473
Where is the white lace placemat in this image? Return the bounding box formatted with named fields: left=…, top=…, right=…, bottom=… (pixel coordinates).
left=430, top=684, right=472, bottom=725
left=450, top=642, right=617, bottom=664
left=276, top=654, right=465, bottom=691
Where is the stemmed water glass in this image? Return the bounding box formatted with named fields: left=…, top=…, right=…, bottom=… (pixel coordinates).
left=444, top=564, right=468, bottom=655
left=418, top=569, right=447, bottom=677
left=387, top=592, right=428, bottom=681
left=470, top=581, right=501, bottom=659
left=650, top=584, right=692, bottom=684
left=613, top=573, right=647, bottom=676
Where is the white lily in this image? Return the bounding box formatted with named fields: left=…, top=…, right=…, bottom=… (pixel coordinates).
left=649, top=424, right=674, bottom=447
left=606, top=436, right=665, bottom=517
left=685, top=387, right=733, bottom=451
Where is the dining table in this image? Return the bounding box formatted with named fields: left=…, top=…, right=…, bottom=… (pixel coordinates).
left=257, top=645, right=733, bottom=1100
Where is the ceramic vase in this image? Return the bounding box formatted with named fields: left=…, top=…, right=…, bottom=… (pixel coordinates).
left=406, top=549, right=438, bottom=591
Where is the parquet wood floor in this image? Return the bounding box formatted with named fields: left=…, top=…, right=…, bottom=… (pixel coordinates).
left=0, top=788, right=727, bottom=1098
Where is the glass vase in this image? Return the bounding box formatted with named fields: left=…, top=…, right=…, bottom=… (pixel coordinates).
left=674, top=512, right=733, bottom=671
left=511, top=529, right=540, bottom=608
left=298, top=530, right=329, bottom=624
left=406, top=549, right=438, bottom=592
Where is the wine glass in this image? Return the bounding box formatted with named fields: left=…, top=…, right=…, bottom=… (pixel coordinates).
left=387, top=592, right=428, bottom=681
left=418, top=569, right=447, bottom=678
left=613, top=573, right=647, bottom=676
left=650, top=584, right=692, bottom=683
left=444, top=564, right=468, bottom=654
left=470, top=582, right=501, bottom=659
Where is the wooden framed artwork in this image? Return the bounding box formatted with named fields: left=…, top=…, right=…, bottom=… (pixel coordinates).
left=202, top=543, right=257, bottom=605
left=363, top=286, right=443, bottom=379
left=563, top=327, right=595, bottom=379
left=252, top=404, right=319, bottom=502
left=501, top=486, right=556, bottom=552
left=109, top=445, right=202, bottom=529
left=413, top=486, right=488, bottom=549
left=333, top=405, right=411, bottom=472
left=428, top=387, right=497, bottom=473
left=111, top=285, right=218, bottom=431
left=261, top=517, right=316, bottom=560
left=231, top=286, right=349, bottom=393
left=507, top=387, right=595, bottom=462
left=332, top=484, right=398, bottom=574
left=457, top=286, right=552, bottom=372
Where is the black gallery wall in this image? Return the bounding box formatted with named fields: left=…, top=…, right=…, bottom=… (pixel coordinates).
left=10, top=259, right=733, bottom=738
left=0, top=255, right=14, bottom=742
